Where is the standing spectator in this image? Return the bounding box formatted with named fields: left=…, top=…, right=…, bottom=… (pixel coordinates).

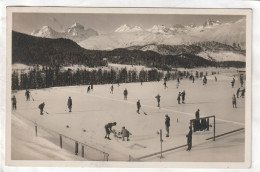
left=236, top=88, right=240, bottom=98
left=181, top=90, right=186, bottom=104
left=165, top=114, right=170, bottom=137
left=186, top=126, right=192, bottom=151
left=240, top=88, right=245, bottom=98
left=67, top=97, right=72, bottom=112
left=123, top=88, right=128, bottom=100
left=232, top=94, right=237, bottom=108
left=177, top=92, right=181, bottom=104
left=195, top=109, right=200, bottom=119
left=11, top=95, right=17, bottom=110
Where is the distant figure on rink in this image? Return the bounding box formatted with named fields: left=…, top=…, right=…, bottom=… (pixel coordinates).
left=231, top=78, right=235, bottom=88
left=87, top=86, right=91, bottom=93
left=123, top=88, right=128, bottom=100
left=215, top=76, right=217, bottom=82
left=233, top=77, right=235, bottom=84
left=155, top=94, right=161, bottom=107
left=91, top=83, right=93, bottom=92
left=192, top=76, right=195, bottom=83
left=136, top=100, right=141, bottom=114
left=236, top=88, right=240, bottom=98
left=11, top=95, right=17, bottom=110
left=110, top=85, right=114, bottom=94
left=38, top=102, right=45, bottom=115
left=240, top=88, right=245, bottom=98
left=240, top=77, right=244, bottom=87
left=181, top=90, right=186, bottom=104
left=203, top=76, right=207, bottom=85
left=177, top=92, right=181, bottom=104
left=25, top=89, right=30, bottom=101
left=164, top=81, right=167, bottom=89
left=117, top=80, right=120, bottom=87
left=165, top=114, right=170, bottom=137
left=67, top=97, right=72, bottom=112
left=121, top=126, right=131, bottom=141
left=232, top=94, right=237, bottom=108
left=186, top=126, right=192, bottom=151
left=195, top=109, right=200, bottom=119
left=104, top=122, right=117, bottom=140
left=141, top=79, right=143, bottom=86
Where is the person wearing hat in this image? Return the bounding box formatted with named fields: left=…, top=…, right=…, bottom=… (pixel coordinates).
left=38, top=102, right=45, bottom=115
left=104, top=122, right=117, bottom=140
left=67, top=96, right=72, bottom=112
left=120, top=126, right=130, bottom=141
left=186, top=126, right=192, bottom=151
left=165, top=114, right=170, bottom=137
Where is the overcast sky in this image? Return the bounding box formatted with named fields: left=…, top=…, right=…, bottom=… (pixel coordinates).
left=13, top=13, right=244, bottom=34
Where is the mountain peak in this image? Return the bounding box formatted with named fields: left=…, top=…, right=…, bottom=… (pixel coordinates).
left=115, top=24, right=143, bottom=32
left=203, top=19, right=221, bottom=28
left=70, top=22, right=84, bottom=29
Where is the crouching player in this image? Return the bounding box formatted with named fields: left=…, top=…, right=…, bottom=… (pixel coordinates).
left=120, top=126, right=132, bottom=141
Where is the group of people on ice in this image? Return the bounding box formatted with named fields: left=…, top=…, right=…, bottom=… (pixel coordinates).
left=104, top=122, right=132, bottom=141
left=177, top=90, right=186, bottom=104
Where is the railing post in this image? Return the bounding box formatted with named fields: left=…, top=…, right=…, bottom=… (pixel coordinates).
left=82, top=145, right=84, bottom=158
left=75, top=142, right=78, bottom=155
left=60, top=135, right=62, bottom=148
left=35, top=124, right=37, bottom=136
left=213, top=116, right=216, bottom=141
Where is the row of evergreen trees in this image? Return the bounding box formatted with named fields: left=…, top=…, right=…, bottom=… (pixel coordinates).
left=12, top=68, right=166, bottom=90
left=12, top=67, right=217, bottom=90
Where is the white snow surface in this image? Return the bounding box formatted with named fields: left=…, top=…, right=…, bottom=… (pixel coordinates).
left=11, top=111, right=86, bottom=160
left=197, top=51, right=246, bottom=62
left=11, top=70, right=245, bottom=161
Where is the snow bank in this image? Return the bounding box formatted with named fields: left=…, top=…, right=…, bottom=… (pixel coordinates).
left=11, top=112, right=85, bottom=160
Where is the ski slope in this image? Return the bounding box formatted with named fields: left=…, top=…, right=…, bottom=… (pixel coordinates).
left=11, top=74, right=246, bottom=162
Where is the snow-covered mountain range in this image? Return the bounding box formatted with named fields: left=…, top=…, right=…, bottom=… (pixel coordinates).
left=31, top=23, right=98, bottom=42
left=79, top=18, right=246, bottom=51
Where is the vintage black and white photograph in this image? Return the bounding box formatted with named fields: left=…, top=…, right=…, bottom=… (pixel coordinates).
left=6, top=7, right=251, bottom=167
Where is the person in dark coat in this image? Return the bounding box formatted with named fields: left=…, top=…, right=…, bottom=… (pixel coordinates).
left=91, top=83, right=93, bottom=92
left=215, top=76, right=217, bottom=82
left=195, top=109, right=200, bottom=119
left=232, top=94, right=237, bottom=108
left=177, top=92, right=181, bottom=104
left=165, top=114, right=170, bottom=137
left=155, top=94, right=161, bottom=107
left=121, top=126, right=131, bottom=141
left=38, top=102, right=45, bottom=115
left=236, top=88, right=240, bottom=98
left=240, top=88, right=245, bottom=98
left=104, top=122, right=117, bottom=140
left=87, top=86, right=91, bottom=93
left=67, top=97, right=72, bottom=112
left=25, top=89, right=30, bottom=101
left=123, top=88, right=128, bottom=100
left=192, top=76, right=195, bottom=83
left=181, top=90, right=186, bottom=104
left=136, top=100, right=141, bottom=114
left=186, top=126, right=192, bottom=151
left=110, top=85, right=114, bottom=94
left=11, top=95, right=17, bottom=110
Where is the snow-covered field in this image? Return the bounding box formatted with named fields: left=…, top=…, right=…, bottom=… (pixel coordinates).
left=11, top=73, right=246, bottom=162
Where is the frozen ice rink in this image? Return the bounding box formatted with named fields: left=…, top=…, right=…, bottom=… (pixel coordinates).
left=11, top=74, right=246, bottom=162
